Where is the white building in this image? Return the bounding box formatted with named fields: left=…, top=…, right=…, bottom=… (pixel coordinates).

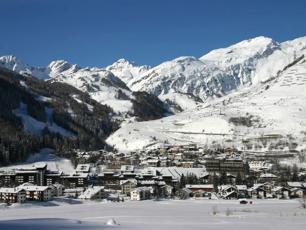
left=0, top=188, right=26, bottom=203
left=18, top=184, right=53, bottom=201
left=249, top=161, right=272, bottom=171
left=50, top=183, right=65, bottom=197
left=130, top=187, right=153, bottom=201
left=79, top=186, right=106, bottom=200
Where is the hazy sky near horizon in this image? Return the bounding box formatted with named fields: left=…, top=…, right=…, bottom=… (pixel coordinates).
left=1, top=0, right=306, bottom=67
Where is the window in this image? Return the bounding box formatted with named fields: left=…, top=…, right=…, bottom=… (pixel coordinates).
left=78, top=178, right=84, bottom=185
left=4, top=176, right=11, bottom=183
left=70, top=182, right=76, bottom=188
left=29, top=176, right=35, bottom=183
left=16, top=176, right=24, bottom=183
left=46, top=178, right=53, bottom=186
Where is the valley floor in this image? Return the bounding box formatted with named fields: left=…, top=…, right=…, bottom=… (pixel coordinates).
left=0, top=199, right=305, bottom=229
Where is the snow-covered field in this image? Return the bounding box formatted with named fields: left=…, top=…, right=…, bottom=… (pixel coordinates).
left=0, top=199, right=305, bottom=229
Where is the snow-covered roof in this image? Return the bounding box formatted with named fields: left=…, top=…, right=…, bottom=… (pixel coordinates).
left=138, top=180, right=156, bottom=185
left=64, top=188, right=84, bottom=193
left=287, top=182, right=305, bottom=188
left=260, top=173, right=277, bottom=178
left=236, top=185, right=247, bottom=190
left=154, top=167, right=208, bottom=180
left=186, top=184, right=213, bottom=189
left=18, top=184, right=50, bottom=192
left=0, top=187, right=25, bottom=194
left=79, top=186, right=104, bottom=199
left=61, top=172, right=89, bottom=178
left=131, top=186, right=153, bottom=193
left=75, top=164, right=91, bottom=173
left=120, top=165, right=134, bottom=172
left=120, top=179, right=137, bottom=185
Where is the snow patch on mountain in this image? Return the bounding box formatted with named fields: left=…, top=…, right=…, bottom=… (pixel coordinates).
left=14, top=103, right=74, bottom=137
left=50, top=67, right=134, bottom=114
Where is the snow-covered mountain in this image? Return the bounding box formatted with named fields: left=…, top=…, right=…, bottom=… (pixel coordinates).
left=1, top=35, right=306, bottom=156
left=0, top=56, right=167, bottom=120
left=127, top=36, right=306, bottom=111
left=0, top=55, right=50, bottom=79
left=106, top=58, right=150, bottom=86
left=107, top=52, right=306, bottom=155
left=48, top=65, right=134, bottom=114
left=2, top=36, right=306, bottom=114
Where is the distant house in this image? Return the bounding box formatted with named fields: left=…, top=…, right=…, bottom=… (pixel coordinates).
left=120, top=179, right=137, bottom=196
left=79, top=186, right=106, bottom=200
left=45, top=171, right=63, bottom=186
left=287, top=182, right=306, bottom=198
left=272, top=186, right=291, bottom=199
left=287, top=182, right=306, bottom=189
left=18, top=184, right=53, bottom=201
left=97, top=171, right=120, bottom=190
left=248, top=182, right=274, bottom=199
left=64, top=188, right=84, bottom=198
left=120, top=165, right=134, bottom=173
left=249, top=161, right=272, bottom=172
left=181, top=161, right=195, bottom=168
left=218, top=185, right=238, bottom=199
left=0, top=164, right=47, bottom=187
left=185, top=184, right=214, bottom=198
left=226, top=173, right=236, bottom=184
left=186, top=184, right=214, bottom=193
left=130, top=187, right=153, bottom=201
left=160, top=184, right=173, bottom=198
left=176, top=188, right=193, bottom=200
left=236, top=185, right=248, bottom=198
left=61, top=173, right=89, bottom=188
left=0, top=187, right=26, bottom=203
left=290, top=187, right=305, bottom=198
left=204, top=158, right=246, bottom=176
left=259, top=173, right=278, bottom=183
left=141, top=159, right=160, bottom=167
left=50, top=183, right=65, bottom=197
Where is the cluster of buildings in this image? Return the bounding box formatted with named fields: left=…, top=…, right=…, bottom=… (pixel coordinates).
left=179, top=182, right=306, bottom=200
left=0, top=161, right=208, bottom=203
left=0, top=144, right=305, bottom=204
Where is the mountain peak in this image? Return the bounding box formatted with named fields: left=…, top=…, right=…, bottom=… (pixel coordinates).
left=106, top=59, right=150, bottom=85
left=47, top=60, right=80, bottom=77
left=200, top=36, right=279, bottom=66
left=116, top=58, right=132, bottom=64
left=0, top=55, right=26, bottom=66
left=0, top=55, right=18, bottom=62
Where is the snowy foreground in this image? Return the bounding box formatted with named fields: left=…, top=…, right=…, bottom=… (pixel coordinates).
left=0, top=200, right=305, bottom=229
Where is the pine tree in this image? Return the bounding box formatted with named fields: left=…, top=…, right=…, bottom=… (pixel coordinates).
left=292, top=164, right=299, bottom=181
left=236, top=172, right=243, bottom=185
left=212, top=173, right=219, bottom=192
left=180, top=174, right=186, bottom=188
left=220, top=171, right=227, bottom=185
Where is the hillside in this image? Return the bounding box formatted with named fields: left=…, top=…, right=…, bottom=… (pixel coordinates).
left=126, top=37, right=306, bottom=111
left=0, top=56, right=168, bottom=121
left=0, top=66, right=116, bottom=165
left=1, top=35, right=306, bottom=160
left=106, top=54, right=306, bottom=156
